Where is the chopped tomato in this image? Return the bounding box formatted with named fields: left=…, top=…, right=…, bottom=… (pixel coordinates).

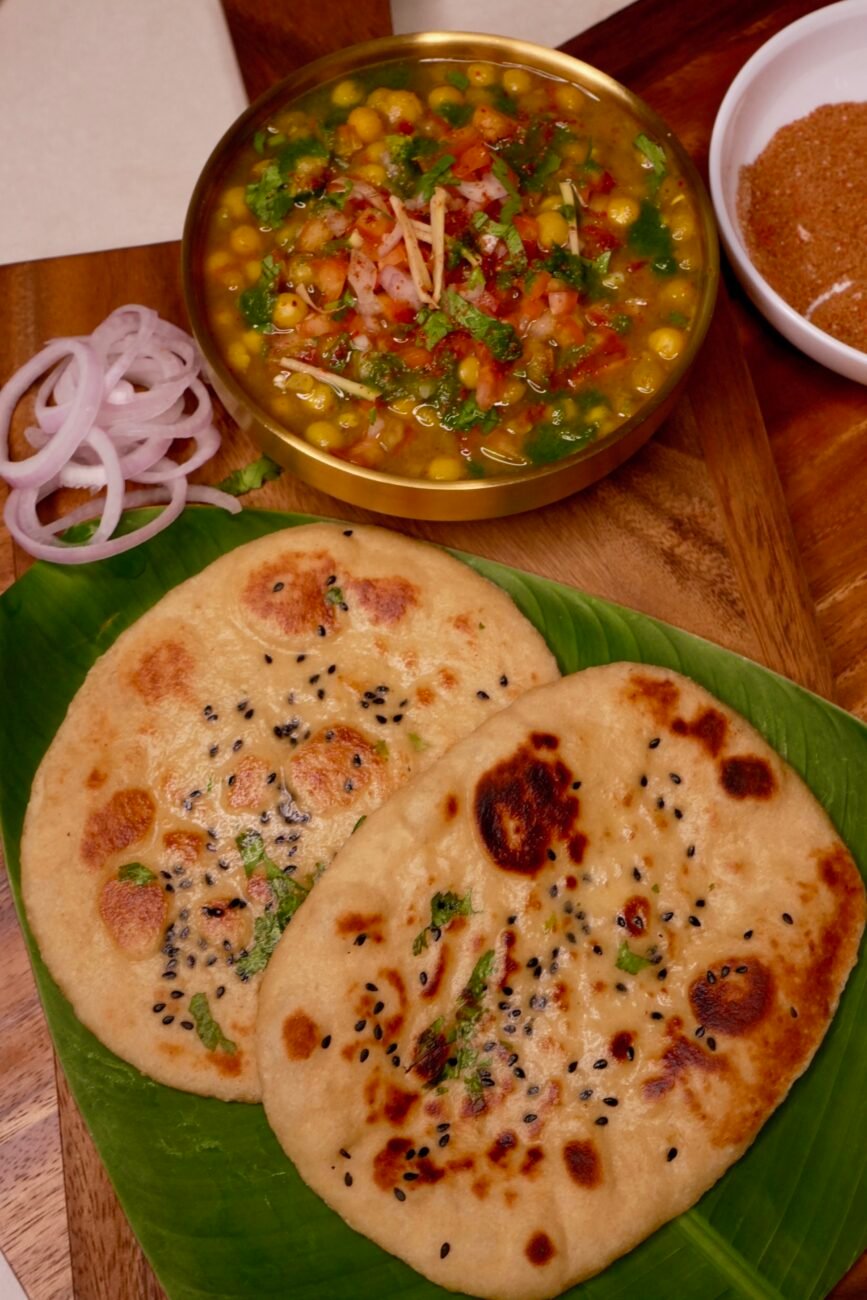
left=554, top=316, right=586, bottom=346
left=378, top=242, right=409, bottom=269
left=354, top=209, right=392, bottom=241
left=333, top=124, right=356, bottom=155
left=548, top=290, right=579, bottom=317
left=310, top=257, right=347, bottom=301
left=342, top=437, right=386, bottom=468
left=581, top=224, right=621, bottom=253
left=513, top=295, right=545, bottom=324
left=475, top=360, right=500, bottom=411
left=453, top=141, right=491, bottom=179
left=565, top=329, right=627, bottom=381
left=513, top=214, right=539, bottom=246
left=298, top=313, right=341, bottom=338
left=589, top=169, right=616, bottom=195
left=376, top=294, right=415, bottom=325
left=447, top=125, right=482, bottom=156
left=399, top=346, right=431, bottom=369
left=296, top=218, right=332, bottom=253
left=526, top=270, right=550, bottom=300
left=471, top=106, right=518, bottom=144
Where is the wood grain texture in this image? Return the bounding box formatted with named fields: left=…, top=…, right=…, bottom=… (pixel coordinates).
left=0, top=868, right=72, bottom=1300
left=737, top=287, right=867, bottom=719
left=55, top=1067, right=167, bottom=1300
left=689, top=285, right=835, bottom=698
left=221, top=0, right=392, bottom=101
left=0, top=0, right=864, bottom=1297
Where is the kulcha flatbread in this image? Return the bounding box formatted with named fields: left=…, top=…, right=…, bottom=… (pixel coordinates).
left=21, top=523, right=558, bottom=1102
left=258, top=663, right=865, bottom=1300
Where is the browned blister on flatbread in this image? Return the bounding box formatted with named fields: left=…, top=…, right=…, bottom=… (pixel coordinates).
left=258, top=663, right=864, bottom=1300
left=21, top=524, right=557, bottom=1102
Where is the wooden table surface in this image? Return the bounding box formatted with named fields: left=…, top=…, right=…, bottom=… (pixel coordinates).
left=0, top=0, right=865, bottom=1297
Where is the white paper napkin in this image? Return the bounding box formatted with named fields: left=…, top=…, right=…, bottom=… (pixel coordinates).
left=391, top=0, right=634, bottom=47
left=0, top=1248, right=28, bottom=1300
left=0, top=0, right=248, bottom=267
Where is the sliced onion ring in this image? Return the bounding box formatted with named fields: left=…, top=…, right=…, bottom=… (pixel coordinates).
left=0, top=305, right=238, bottom=564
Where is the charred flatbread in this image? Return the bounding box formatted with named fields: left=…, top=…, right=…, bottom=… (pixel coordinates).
left=21, top=523, right=557, bottom=1101
left=258, top=663, right=865, bottom=1300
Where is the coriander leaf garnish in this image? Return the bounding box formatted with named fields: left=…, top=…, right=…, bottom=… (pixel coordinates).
left=352, top=815, right=367, bottom=834
left=445, top=69, right=470, bottom=92
left=628, top=201, right=676, bottom=274
left=488, top=85, right=518, bottom=117
left=236, top=828, right=273, bottom=876
left=384, top=133, right=439, bottom=198
left=540, top=246, right=612, bottom=300
left=245, top=163, right=293, bottom=225
left=433, top=100, right=473, bottom=129
left=409, top=949, right=496, bottom=1092
left=440, top=394, right=499, bottom=436
left=233, top=831, right=313, bottom=977
left=416, top=307, right=455, bottom=349
left=272, top=873, right=310, bottom=927
left=524, top=422, right=595, bottom=467
left=500, top=121, right=574, bottom=193
left=234, top=914, right=282, bottom=979
left=415, top=153, right=457, bottom=204
left=324, top=585, right=346, bottom=606
left=117, top=862, right=156, bottom=886
left=413, top=890, right=475, bottom=955
left=491, top=156, right=520, bottom=200
left=238, top=253, right=280, bottom=332
left=463, top=949, right=495, bottom=1005
left=189, top=992, right=236, bottom=1054
left=634, top=132, right=667, bottom=192
left=320, top=288, right=356, bottom=316
left=585, top=251, right=613, bottom=298
left=317, top=186, right=352, bottom=211
left=408, top=732, right=428, bottom=752
left=245, top=136, right=330, bottom=225
left=615, top=940, right=653, bottom=974
left=442, top=287, right=522, bottom=362
left=215, top=455, right=283, bottom=497
left=357, top=351, right=411, bottom=400
left=471, top=213, right=527, bottom=272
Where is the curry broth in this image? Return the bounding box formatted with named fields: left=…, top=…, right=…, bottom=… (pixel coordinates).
left=202, top=59, right=703, bottom=480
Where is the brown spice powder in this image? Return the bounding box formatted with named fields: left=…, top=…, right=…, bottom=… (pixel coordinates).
left=737, top=102, right=867, bottom=352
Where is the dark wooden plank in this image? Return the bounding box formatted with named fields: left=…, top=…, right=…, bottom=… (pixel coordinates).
left=222, top=0, right=393, bottom=101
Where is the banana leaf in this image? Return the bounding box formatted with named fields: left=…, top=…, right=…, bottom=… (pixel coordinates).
left=0, top=507, right=864, bottom=1300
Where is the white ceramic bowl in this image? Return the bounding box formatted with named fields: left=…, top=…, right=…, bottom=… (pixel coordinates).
left=709, top=0, right=867, bottom=385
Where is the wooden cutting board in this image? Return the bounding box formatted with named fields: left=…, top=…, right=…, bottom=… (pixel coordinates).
left=0, top=1, right=853, bottom=1297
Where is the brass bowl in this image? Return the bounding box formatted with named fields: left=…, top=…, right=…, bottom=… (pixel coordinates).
left=183, top=32, right=719, bottom=521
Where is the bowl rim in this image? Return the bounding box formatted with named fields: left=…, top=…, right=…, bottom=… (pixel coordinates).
left=708, top=0, right=867, bottom=376
left=184, top=30, right=719, bottom=508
